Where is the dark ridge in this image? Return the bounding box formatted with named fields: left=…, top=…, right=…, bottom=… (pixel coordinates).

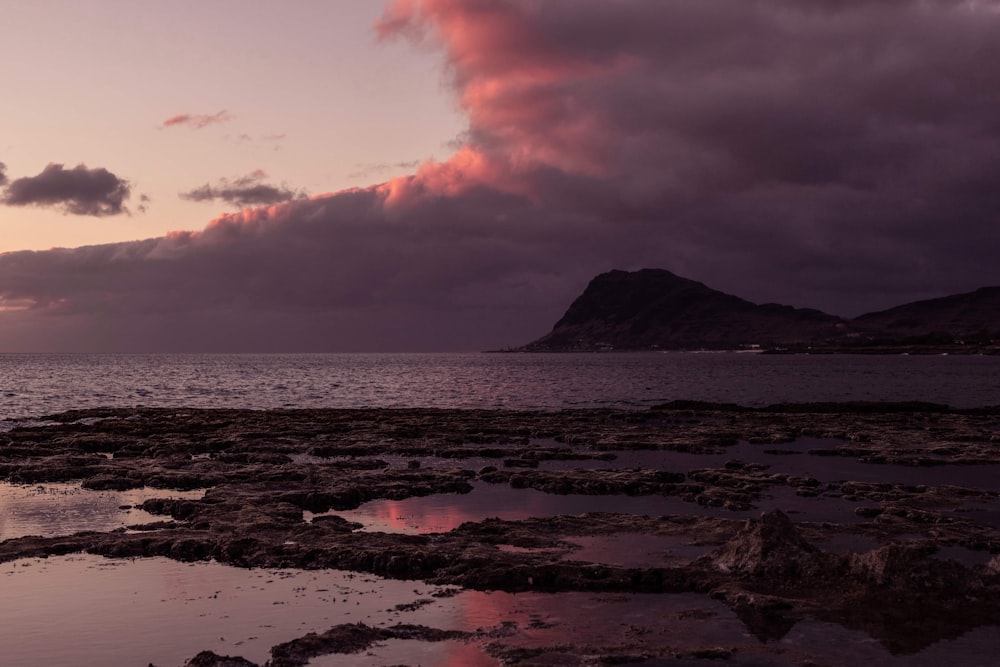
left=651, top=400, right=960, bottom=414
left=853, top=286, right=1000, bottom=336
left=517, top=269, right=1000, bottom=353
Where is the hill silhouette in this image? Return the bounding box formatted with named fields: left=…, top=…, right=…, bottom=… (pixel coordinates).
left=519, top=269, right=1000, bottom=352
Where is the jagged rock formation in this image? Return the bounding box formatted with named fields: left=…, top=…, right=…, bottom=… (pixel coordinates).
left=701, top=509, right=821, bottom=579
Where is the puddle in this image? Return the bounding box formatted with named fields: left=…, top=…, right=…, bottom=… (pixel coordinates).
left=780, top=619, right=1000, bottom=666
left=375, top=454, right=502, bottom=472
left=0, top=554, right=449, bottom=667
left=296, top=437, right=1000, bottom=495
left=306, top=639, right=497, bottom=666
left=954, top=504, right=1000, bottom=529
left=299, top=451, right=581, bottom=473
left=815, top=534, right=882, bottom=554
left=0, top=419, right=60, bottom=433
left=533, top=438, right=841, bottom=472
left=290, top=453, right=346, bottom=465
left=797, top=456, right=1000, bottom=492
left=2, top=553, right=996, bottom=667
left=496, top=544, right=563, bottom=556
left=933, top=545, right=995, bottom=568
left=326, top=482, right=727, bottom=534
left=323, top=481, right=872, bottom=535
left=562, top=534, right=711, bottom=567
left=0, top=554, right=735, bottom=667
left=536, top=439, right=1000, bottom=492
left=0, top=416, right=128, bottom=433
left=756, top=486, right=878, bottom=524
left=0, top=483, right=205, bottom=542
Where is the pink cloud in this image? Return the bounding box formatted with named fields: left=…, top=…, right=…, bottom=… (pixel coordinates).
left=376, top=0, right=639, bottom=180
left=160, top=110, right=234, bottom=130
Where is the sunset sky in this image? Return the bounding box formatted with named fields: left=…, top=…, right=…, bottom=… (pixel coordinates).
left=0, top=1, right=462, bottom=251
left=2, top=0, right=999, bottom=351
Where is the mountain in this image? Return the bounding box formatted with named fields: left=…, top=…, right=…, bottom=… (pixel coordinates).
left=520, top=269, right=845, bottom=351
left=518, top=269, right=1000, bottom=352
left=852, top=287, right=1000, bottom=341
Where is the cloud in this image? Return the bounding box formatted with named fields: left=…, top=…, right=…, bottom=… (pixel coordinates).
left=0, top=162, right=7, bottom=186
left=348, top=159, right=422, bottom=180
left=160, top=110, right=234, bottom=129
left=179, top=170, right=307, bottom=208
left=0, top=188, right=584, bottom=351
left=2, top=163, right=133, bottom=216
left=3, top=0, right=1000, bottom=351
left=373, top=0, right=1000, bottom=309
left=235, top=133, right=287, bottom=143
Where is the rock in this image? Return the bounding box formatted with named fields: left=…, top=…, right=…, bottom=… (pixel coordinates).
left=266, top=623, right=469, bottom=667
left=699, top=510, right=820, bottom=579
left=4, top=405, right=1000, bottom=664
left=182, top=650, right=257, bottom=667
left=516, top=269, right=844, bottom=351
left=848, top=543, right=982, bottom=592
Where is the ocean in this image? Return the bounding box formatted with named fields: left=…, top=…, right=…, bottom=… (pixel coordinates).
left=2, top=351, right=999, bottom=419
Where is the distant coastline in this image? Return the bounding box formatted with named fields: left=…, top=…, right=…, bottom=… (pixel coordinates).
left=512, top=269, right=1000, bottom=354
left=492, top=344, right=1000, bottom=355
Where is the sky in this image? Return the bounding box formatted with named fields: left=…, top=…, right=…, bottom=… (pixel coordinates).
left=2, top=0, right=1000, bottom=352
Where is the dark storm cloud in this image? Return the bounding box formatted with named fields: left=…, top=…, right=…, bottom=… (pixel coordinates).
left=2, top=0, right=1000, bottom=351
left=0, top=189, right=583, bottom=351
left=179, top=170, right=306, bottom=208
left=374, top=0, right=1000, bottom=313
left=2, top=163, right=132, bottom=216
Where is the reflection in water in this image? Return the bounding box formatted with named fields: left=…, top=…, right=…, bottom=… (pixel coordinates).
left=0, top=555, right=439, bottom=667
left=306, top=639, right=498, bottom=667
left=542, top=439, right=1000, bottom=492
left=326, top=480, right=871, bottom=534
left=781, top=621, right=1000, bottom=667
left=563, top=534, right=711, bottom=567
left=0, top=483, right=204, bottom=542
left=0, top=556, right=740, bottom=667
left=329, top=482, right=714, bottom=534
left=2, top=554, right=998, bottom=666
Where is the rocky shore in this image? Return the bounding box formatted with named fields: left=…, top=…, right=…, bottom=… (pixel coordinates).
left=2, top=402, right=999, bottom=665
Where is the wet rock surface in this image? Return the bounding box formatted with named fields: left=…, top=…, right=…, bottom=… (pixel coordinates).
left=2, top=403, right=1000, bottom=665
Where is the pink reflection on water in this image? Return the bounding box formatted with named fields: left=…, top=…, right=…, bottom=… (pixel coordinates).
left=3, top=553, right=994, bottom=665
left=333, top=482, right=704, bottom=534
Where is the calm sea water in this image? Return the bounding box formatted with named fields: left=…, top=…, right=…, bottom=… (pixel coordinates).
left=2, top=352, right=999, bottom=420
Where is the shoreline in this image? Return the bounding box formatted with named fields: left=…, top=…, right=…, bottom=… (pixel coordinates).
left=2, top=403, right=999, bottom=665
left=499, top=344, right=1000, bottom=355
